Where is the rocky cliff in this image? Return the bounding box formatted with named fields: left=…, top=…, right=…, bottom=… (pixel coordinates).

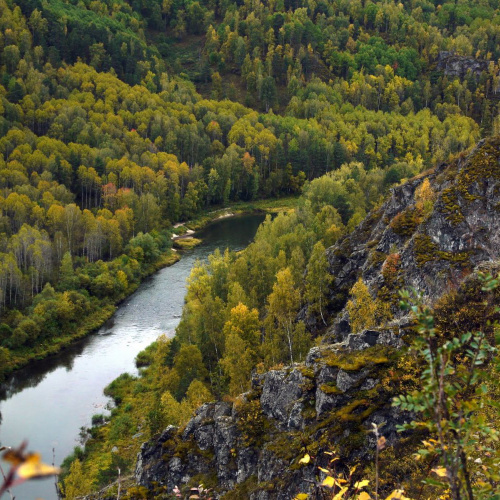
left=325, top=136, right=500, bottom=339
left=437, top=51, right=492, bottom=79
left=134, top=137, right=500, bottom=498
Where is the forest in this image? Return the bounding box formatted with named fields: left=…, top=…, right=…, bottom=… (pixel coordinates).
left=0, top=0, right=500, bottom=497
left=0, top=0, right=489, bottom=376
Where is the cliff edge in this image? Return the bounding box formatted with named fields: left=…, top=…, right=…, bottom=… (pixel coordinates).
left=134, top=137, right=500, bottom=499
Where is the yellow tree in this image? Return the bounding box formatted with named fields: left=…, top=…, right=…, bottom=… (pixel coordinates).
left=220, top=303, right=261, bottom=395
left=61, top=460, right=94, bottom=499
left=221, top=333, right=255, bottom=396
left=222, top=303, right=261, bottom=348
left=346, top=278, right=377, bottom=333
left=266, top=267, right=306, bottom=364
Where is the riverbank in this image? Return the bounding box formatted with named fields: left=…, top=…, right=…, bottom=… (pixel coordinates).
left=0, top=214, right=266, bottom=500
left=55, top=214, right=268, bottom=498
left=0, top=200, right=298, bottom=383
left=0, top=251, right=181, bottom=383
left=178, top=195, right=300, bottom=232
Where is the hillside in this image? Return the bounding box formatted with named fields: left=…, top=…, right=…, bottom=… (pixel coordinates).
left=1, top=0, right=500, bottom=497
left=1, top=0, right=490, bottom=378
left=64, top=137, right=500, bottom=499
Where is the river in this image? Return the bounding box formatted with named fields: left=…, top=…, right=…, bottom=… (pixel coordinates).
left=0, top=213, right=265, bottom=500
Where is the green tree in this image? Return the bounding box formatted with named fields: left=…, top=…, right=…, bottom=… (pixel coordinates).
left=58, top=252, right=78, bottom=291
left=305, top=241, right=333, bottom=326
left=261, top=76, right=277, bottom=112
left=172, top=344, right=208, bottom=399
left=266, top=267, right=305, bottom=364
left=221, top=333, right=255, bottom=396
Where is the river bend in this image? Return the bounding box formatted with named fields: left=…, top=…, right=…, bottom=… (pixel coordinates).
left=0, top=214, right=264, bottom=500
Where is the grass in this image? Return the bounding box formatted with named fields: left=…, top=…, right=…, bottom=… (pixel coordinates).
left=322, top=344, right=394, bottom=372
left=173, top=237, right=203, bottom=250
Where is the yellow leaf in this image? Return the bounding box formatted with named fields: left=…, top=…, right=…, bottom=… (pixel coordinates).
left=349, top=465, right=358, bottom=476
left=385, top=490, right=410, bottom=499
left=318, top=466, right=330, bottom=473
left=354, top=479, right=370, bottom=489
left=332, top=486, right=348, bottom=500
left=432, top=467, right=448, bottom=478
left=294, top=494, right=309, bottom=500
left=299, top=454, right=311, bottom=464
left=357, top=492, right=372, bottom=500
left=17, top=453, right=61, bottom=480
left=322, top=476, right=335, bottom=488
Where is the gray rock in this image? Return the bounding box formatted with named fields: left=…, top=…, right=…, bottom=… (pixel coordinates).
left=194, top=424, right=214, bottom=450
left=159, top=425, right=177, bottom=443
left=316, top=364, right=338, bottom=385
left=437, top=52, right=498, bottom=84
left=287, top=401, right=305, bottom=430
left=360, top=378, right=379, bottom=391
left=182, top=403, right=214, bottom=439
left=260, top=368, right=307, bottom=428
left=305, top=346, right=323, bottom=366
left=237, top=447, right=259, bottom=484
left=214, top=402, right=232, bottom=419
left=377, top=330, right=404, bottom=349
left=315, top=386, right=342, bottom=417
left=213, top=417, right=239, bottom=489
left=336, top=368, right=370, bottom=393
left=347, top=329, right=380, bottom=349
left=250, top=492, right=270, bottom=500
left=257, top=449, right=287, bottom=483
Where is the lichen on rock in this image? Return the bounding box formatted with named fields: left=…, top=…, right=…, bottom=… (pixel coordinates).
left=133, top=138, right=500, bottom=499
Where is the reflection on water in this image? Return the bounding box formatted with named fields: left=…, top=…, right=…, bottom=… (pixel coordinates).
left=0, top=339, right=88, bottom=402
left=0, top=214, right=264, bottom=500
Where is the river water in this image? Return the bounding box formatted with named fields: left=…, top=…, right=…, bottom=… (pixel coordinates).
left=0, top=214, right=264, bottom=500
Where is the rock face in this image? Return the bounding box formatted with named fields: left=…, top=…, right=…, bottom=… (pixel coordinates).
left=135, top=138, right=500, bottom=498
left=436, top=52, right=500, bottom=92
left=437, top=51, right=491, bottom=78
left=136, top=336, right=409, bottom=498
left=325, top=137, right=500, bottom=340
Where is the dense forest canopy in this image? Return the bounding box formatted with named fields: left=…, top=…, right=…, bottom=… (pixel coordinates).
left=0, top=0, right=500, bottom=496
left=1, top=0, right=492, bottom=371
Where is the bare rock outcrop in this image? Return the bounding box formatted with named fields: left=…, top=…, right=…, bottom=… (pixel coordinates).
left=135, top=137, right=500, bottom=498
